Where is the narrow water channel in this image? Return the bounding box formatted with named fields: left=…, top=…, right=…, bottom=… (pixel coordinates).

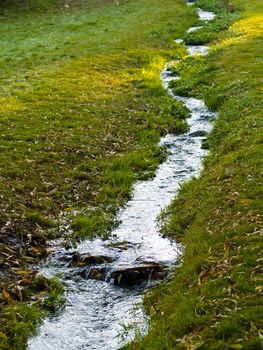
left=28, top=3, right=216, bottom=350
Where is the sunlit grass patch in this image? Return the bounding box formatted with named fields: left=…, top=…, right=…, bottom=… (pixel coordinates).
left=211, top=14, right=263, bottom=52
left=0, top=96, right=25, bottom=114
left=141, top=56, right=166, bottom=91
left=231, top=14, right=263, bottom=38
left=211, top=36, right=244, bottom=52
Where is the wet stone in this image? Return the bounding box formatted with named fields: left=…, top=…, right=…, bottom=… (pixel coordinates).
left=56, top=252, right=74, bottom=263
left=88, top=267, right=105, bottom=281
left=189, top=130, right=208, bottom=137
left=76, top=266, right=108, bottom=281
left=111, top=263, right=169, bottom=287
left=69, top=252, right=114, bottom=267
left=108, top=241, right=135, bottom=251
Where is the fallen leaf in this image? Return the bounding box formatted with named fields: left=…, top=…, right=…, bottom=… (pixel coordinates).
left=239, top=198, right=253, bottom=204
left=2, top=289, right=12, bottom=302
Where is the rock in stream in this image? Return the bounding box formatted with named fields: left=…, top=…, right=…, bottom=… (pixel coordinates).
left=111, top=263, right=169, bottom=287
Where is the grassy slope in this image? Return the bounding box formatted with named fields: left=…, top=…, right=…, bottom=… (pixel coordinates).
left=129, top=0, right=263, bottom=349
left=0, top=0, right=193, bottom=233
left=0, top=0, right=196, bottom=348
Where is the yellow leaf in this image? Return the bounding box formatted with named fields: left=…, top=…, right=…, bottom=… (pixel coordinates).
left=2, top=289, right=12, bottom=302
left=16, top=269, right=29, bottom=276
left=239, top=198, right=253, bottom=204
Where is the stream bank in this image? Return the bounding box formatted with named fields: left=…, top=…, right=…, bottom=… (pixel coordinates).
left=131, top=0, right=263, bottom=348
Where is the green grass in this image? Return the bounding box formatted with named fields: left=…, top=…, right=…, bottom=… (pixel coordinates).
left=0, top=276, right=64, bottom=350
left=127, top=0, right=263, bottom=349
left=0, top=0, right=194, bottom=232
left=0, top=0, right=197, bottom=348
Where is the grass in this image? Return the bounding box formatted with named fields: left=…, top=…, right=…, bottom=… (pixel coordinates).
left=127, top=0, right=263, bottom=349
left=0, top=0, right=197, bottom=348
left=0, top=276, right=64, bottom=350
left=0, top=0, right=194, bottom=233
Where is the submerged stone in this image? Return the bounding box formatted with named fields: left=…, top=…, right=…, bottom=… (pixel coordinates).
left=111, top=263, right=169, bottom=287
left=69, top=252, right=114, bottom=267
left=108, top=241, right=136, bottom=251
left=76, top=266, right=108, bottom=281
left=189, top=130, right=208, bottom=137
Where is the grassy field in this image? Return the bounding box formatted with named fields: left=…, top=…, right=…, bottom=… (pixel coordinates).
left=0, top=0, right=196, bottom=348
left=128, top=0, right=263, bottom=349
left=1, top=0, right=262, bottom=348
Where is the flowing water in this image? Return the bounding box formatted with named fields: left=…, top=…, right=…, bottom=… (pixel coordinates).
left=28, top=3, right=216, bottom=350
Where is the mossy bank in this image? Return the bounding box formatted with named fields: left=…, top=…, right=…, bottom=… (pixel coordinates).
left=127, top=0, right=263, bottom=349
left=0, top=0, right=197, bottom=348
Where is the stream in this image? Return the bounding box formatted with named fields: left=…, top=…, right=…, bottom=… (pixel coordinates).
left=28, top=2, right=216, bottom=349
